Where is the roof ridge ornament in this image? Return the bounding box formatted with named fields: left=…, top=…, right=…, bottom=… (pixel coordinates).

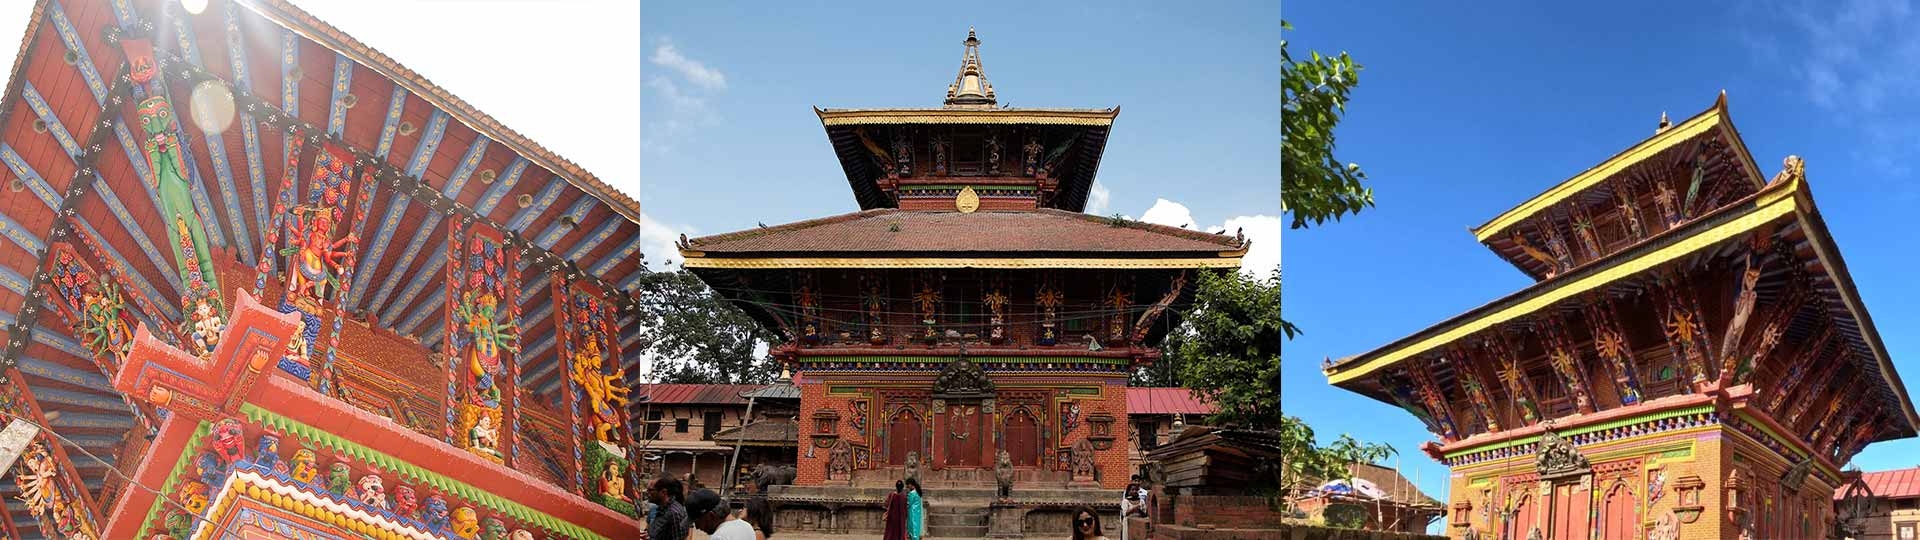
left=944, top=27, right=998, bottom=109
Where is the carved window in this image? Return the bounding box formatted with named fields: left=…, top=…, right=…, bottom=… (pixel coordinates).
left=703, top=411, right=723, bottom=440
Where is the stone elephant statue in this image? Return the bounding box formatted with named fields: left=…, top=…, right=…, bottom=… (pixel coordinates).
left=751, top=464, right=797, bottom=492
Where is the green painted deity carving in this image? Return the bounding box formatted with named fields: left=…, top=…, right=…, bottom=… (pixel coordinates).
left=137, top=96, right=223, bottom=301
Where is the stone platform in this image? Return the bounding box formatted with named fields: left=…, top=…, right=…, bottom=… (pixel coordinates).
left=765, top=484, right=1123, bottom=538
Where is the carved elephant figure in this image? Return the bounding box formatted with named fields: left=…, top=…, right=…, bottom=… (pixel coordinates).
left=751, top=464, right=797, bottom=491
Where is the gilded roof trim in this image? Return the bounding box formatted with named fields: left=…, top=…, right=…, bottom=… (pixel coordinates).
left=236, top=0, right=642, bottom=226
left=816, top=106, right=1118, bottom=126
left=1327, top=180, right=1800, bottom=384
left=681, top=256, right=1243, bottom=270
left=1471, top=95, right=1759, bottom=242
left=1791, top=189, right=1920, bottom=433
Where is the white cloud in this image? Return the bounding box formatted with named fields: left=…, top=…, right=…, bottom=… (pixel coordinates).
left=644, top=38, right=726, bottom=153
left=1085, top=182, right=1112, bottom=216
left=1139, top=198, right=1196, bottom=229
left=1140, top=199, right=1278, bottom=278
left=650, top=40, right=728, bottom=91
left=1213, top=214, right=1280, bottom=278
left=639, top=212, right=694, bottom=271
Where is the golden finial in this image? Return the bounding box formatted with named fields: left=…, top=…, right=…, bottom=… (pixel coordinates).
left=1656, top=111, right=1671, bottom=134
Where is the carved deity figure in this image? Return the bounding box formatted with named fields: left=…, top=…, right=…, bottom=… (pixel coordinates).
left=985, top=134, right=1002, bottom=175
left=1649, top=511, right=1680, bottom=540
left=827, top=441, right=852, bottom=480
left=78, top=281, right=134, bottom=362
left=137, top=96, right=222, bottom=298
left=452, top=507, right=481, bottom=539
left=1023, top=137, right=1043, bottom=175
left=995, top=450, right=1015, bottom=500
left=358, top=474, right=388, bottom=509
left=456, top=291, right=519, bottom=410
left=1069, top=439, right=1098, bottom=481
left=394, top=485, right=420, bottom=518
left=326, top=462, right=352, bottom=496
left=423, top=495, right=452, bottom=532
left=281, top=203, right=356, bottom=305
left=468, top=412, right=501, bottom=456
left=186, top=297, right=225, bottom=358
left=481, top=518, right=509, bottom=540
left=599, top=460, right=628, bottom=501
left=15, top=443, right=61, bottom=516
left=290, top=449, right=318, bottom=484
left=254, top=434, right=284, bottom=474
left=570, top=339, right=631, bottom=443
left=179, top=482, right=209, bottom=514
left=212, top=419, right=245, bottom=466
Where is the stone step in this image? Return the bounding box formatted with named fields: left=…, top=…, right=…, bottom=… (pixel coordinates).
left=928, top=511, right=988, bottom=527
left=928, top=524, right=989, bottom=538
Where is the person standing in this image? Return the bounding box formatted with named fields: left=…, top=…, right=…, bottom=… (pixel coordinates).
left=687, top=489, right=756, bottom=540
left=647, top=477, right=689, bottom=540
left=745, top=495, right=777, bottom=539
left=882, top=480, right=909, bottom=540
left=905, top=478, right=925, bottom=540
left=1070, top=506, right=1109, bottom=540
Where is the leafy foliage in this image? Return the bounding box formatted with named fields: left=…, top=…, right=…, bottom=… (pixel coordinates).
left=1175, top=269, right=1284, bottom=429
left=630, top=270, right=780, bottom=384
left=1282, top=19, right=1374, bottom=229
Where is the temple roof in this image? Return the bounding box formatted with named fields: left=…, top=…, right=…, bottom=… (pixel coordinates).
left=1325, top=173, right=1919, bottom=442
left=944, top=28, right=996, bottom=109
left=681, top=208, right=1247, bottom=265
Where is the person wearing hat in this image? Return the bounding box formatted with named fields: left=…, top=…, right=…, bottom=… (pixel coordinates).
left=686, top=488, right=757, bottom=540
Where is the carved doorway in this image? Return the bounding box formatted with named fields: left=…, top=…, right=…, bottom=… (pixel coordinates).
left=1598, top=482, right=1635, bottom=540
left=1004, top=408, right=1041, bottom=467
left=1546, top=481, right=1590, bottom=539
left=1505, top=493, right=1535, bottom=540
left=932, top=357, right=996, bottom=469
left=944, top=403, right=984, bottom=467
left=887, top=408, right=922, bottom=466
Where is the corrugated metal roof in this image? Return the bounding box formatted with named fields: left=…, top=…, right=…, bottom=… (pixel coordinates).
left=635, top=384, right=767, bottom=405
left=1126, top=388, right=1214, bottom=416
left=1843, top=467, right=1920, bottom=500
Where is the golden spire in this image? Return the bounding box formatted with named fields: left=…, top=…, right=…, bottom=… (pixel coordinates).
left=1656, top=111, right=1671, bottom=134
left=944, top=27, right=998, bottom=109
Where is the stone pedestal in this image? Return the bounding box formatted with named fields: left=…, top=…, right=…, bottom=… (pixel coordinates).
left=988, top=502, right=1029, bottom=538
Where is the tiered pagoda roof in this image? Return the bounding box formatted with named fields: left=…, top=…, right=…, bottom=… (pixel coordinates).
left=1324, top=95, right=1918, bottom=469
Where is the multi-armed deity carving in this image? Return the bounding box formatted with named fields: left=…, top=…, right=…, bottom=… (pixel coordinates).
left=1035, top=282, right=1063, bottom=346
left=451, top=231, right=519, bottom=462
left=138, top=95, right=228, bottom=357
left=278, top=146, right=358, bottom=312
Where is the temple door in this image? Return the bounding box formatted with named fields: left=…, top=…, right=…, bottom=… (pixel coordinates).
left=1548, top=481, right=1590, bottom=539
left=1598, top=482, right=1635, bottom=540
left=887, top=409, right=923, bottom=466
left=1506, top=493, right=1535, bottom=540
left=943, top=403, right=983, bottom=467
left=1004, top=409, right=1041, bottom=467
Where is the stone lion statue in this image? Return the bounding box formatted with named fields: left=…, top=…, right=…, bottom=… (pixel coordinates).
left=994, top=450, right=1015, bottom=500
left=904, top=451, right=921, bottom=485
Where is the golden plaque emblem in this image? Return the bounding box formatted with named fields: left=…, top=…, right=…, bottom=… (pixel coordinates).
left=956, top=186, right=980, bottom=213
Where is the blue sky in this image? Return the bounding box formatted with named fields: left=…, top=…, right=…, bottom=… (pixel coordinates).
left=638, top=1, right=1280, bottom=277
left=1285, top=0, right=1920, bottom=514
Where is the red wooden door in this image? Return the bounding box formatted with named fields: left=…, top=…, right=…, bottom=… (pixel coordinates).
left=1549, top=482, right=1590, bottom=540
left=1508, top=493, right=1535, bottom=540
left=944, top=404, right=983, bottom=467
left=1599, top=482, right=1636, bottom=540
left=1004, top=409, right=1041, bottom=466
left=887, top=409, right=922, bottom=466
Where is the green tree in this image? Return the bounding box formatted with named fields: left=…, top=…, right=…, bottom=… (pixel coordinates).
left=1176, top=269, right=1285, bottom=429
left=1282, top=19, right=1373, bottom=229
left=631, top=270, right=780, bottom=384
